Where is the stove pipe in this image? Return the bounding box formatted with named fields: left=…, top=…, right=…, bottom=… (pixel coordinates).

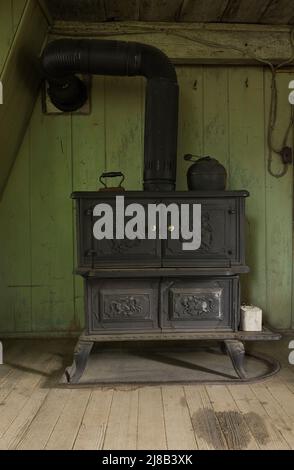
left=41, top=39, right=179, bottom=191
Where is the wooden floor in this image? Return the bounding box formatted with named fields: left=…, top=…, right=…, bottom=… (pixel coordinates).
left=0, top=337, right=294, bottom=450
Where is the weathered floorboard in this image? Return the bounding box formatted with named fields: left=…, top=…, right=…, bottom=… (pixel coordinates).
left=103, top=389, right=139, bottom=450
left=162, top=386, right=198, bottom=450
left=17, top=389, right=72, bottom=450
left=45, top=389, right=91, bottom=450
left=228, top=384, right=290, bottom=449
left=184, top=385, right=227, bottom=450
left=206, top=385, right=259, bottom=449
left=0, top=340, right=292, bottom=450
left=137, top=387, right=167, bottom=450
left=73, top=389, right=113, bottom=450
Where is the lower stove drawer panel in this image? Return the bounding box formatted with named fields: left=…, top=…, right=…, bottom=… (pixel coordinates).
left=87, top=279, right=160, bottom=333
left=160, top=277, right=239, bottom=330
left=86, top=276, right=239, bottom=334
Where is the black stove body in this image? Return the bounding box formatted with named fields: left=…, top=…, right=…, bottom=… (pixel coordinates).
left=73, top=190, right=249, bottom=337
left=64, top=189, right=281, bottom=385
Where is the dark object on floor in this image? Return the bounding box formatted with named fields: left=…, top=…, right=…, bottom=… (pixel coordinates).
left=61, top=338, right=280, bottom=386
left=63, top=328, right=281, bottom=385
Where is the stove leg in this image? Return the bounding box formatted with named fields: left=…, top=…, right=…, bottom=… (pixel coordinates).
left=224, top=340, right=247, bottom=380
left=64, top=339, right=94, bottom=384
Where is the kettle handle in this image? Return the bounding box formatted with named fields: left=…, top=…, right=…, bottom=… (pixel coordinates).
left=184, top=154, right=200, bottom=162
left=99, top=172, right=125, bottom=189
left=184, top=154, right=211, bottom=162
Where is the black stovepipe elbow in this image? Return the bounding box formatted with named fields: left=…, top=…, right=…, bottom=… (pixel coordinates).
left=41, top=39, right=179, bottom=191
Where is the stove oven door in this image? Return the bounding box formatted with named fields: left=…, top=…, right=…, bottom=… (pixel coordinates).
left=160, top=277, right=239, bottom=331
left=162, top=197, right=243, bottom=268
left=77, top=198, right=161, bottom=268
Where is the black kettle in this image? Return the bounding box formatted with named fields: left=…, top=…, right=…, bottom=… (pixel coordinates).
left=184, top=155, right=227, bottom=191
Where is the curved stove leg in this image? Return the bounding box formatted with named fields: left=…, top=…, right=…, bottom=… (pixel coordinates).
left=224, top=340, right=247, bottom=380
left=64, top=340, right=94, bottom=384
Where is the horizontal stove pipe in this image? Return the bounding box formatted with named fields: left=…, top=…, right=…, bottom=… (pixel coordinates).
left=41, top=39, right=179, bottom=191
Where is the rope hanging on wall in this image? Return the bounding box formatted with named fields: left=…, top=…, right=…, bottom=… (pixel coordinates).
left=169, top=29, right=294, bottom=179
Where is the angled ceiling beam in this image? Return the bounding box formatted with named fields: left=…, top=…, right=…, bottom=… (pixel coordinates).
left=50, top=21, right=294, bottom=65
left=0, top=0, right=50, bottom=198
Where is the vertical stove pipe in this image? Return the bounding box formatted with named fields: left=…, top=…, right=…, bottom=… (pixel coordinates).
left=41, top=39, right=179, bottom=191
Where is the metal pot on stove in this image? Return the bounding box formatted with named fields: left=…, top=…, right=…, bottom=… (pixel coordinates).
left=184, top=155, right=227, bottom=191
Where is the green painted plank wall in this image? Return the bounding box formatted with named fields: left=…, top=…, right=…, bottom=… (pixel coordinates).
left=0, top=66, right=293, bottom=334
left=0, top=0, right=27, bottom=71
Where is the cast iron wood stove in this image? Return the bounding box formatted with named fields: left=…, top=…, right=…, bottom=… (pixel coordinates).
left=41, top=38, right=280, bottom=384
left=64, top=190, right=279, bottom=384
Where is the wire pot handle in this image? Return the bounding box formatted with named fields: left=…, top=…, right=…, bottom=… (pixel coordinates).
left=184, top=154, right=212, bottom=162
left=99, top=172, right=125, bottom=188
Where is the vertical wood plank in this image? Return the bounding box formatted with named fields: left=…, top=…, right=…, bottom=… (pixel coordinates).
left=0, top=1, right=13, bottom=71
left=0, top=0, right=49, bottom=197
left=72, top=76, right=106, bottom=328
left=139, top=0, right=182, bottom=21
left=203, top=66, right=230, bottom=173
left=176, top=66, right=204, bottom=190
left=264, top=70, right=293, bottom=328
left=228, top=67, right=267, bottom=311
left=260, top=0, right=294, bottom=24
left=179, top=0, right=228, bottom=22
left=12, top=0, right=27, bottom=32
left=105, top=0, right=139, bottom=20
left=30, top=95, right=75, bottom=332
left=221, top=0, right=271, bottom=23
left=105, top=76, right=143, bottom=190
left=48, top=0, right=106, bottom=21
left=0, top=131, right=32, bottom=333
left=72, top=77, right=106, bottom=191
